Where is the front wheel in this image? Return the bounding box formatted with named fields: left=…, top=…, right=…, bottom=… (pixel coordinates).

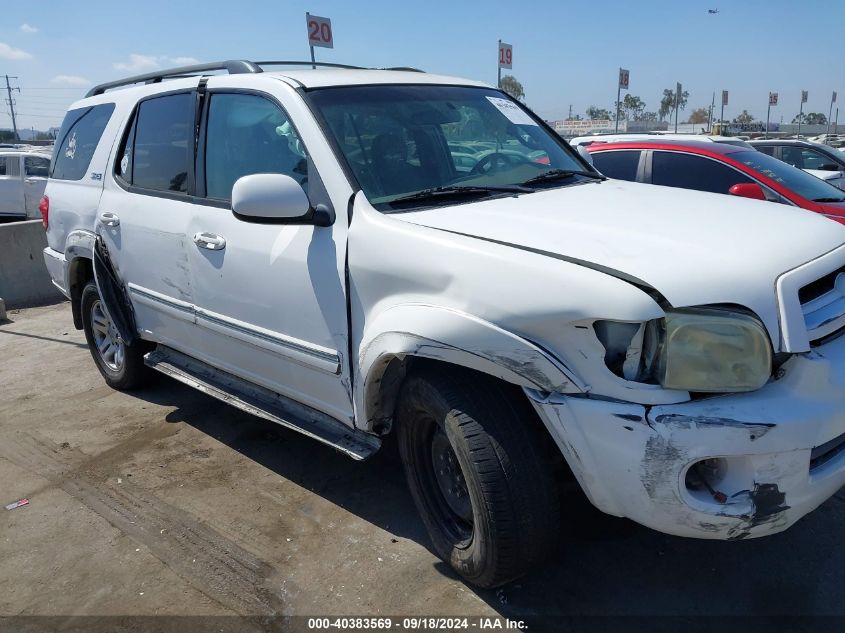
left=396, top=368, right=560, bottom=588
left=81, top=280, right=151, bottom=390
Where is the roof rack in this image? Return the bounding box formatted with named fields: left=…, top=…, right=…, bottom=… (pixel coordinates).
left=86, top=60, right=262, bottom=97
left=255, top=60, right=365, bottom=70
left=85, top=59, right=426, bottom=98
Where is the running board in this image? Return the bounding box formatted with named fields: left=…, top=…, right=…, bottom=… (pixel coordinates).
left=144, top=346, right=380, bottom=460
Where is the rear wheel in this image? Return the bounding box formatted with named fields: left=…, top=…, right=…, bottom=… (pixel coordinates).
left=396, top=368, right=560, bottom=588
left=81, top=280, right=151, bottom=390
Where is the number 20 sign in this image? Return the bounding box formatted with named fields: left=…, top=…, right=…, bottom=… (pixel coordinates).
left=498, top=42, right=512, bottom=69
left=306, top=13, right=333, bottom=49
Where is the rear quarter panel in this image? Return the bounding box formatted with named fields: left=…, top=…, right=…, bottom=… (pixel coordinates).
left=45, top=102, right=128, bottom=253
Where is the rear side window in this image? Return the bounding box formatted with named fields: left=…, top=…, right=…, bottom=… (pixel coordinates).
left=25, top=156, right=50, bottom=177
left=591, top=150, right=640, bottom=181
left=51, top=104, right=115, bottom=181
left=651, top=151, right=753, bottom=195
left=755, top=145, right=776, bottom=156
left=123, top=93, right=193, bottom=193
left=0, top=156, right=21, bottom=177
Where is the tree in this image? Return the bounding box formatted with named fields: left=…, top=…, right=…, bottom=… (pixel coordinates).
left=615, top=94, right=646, bottom=121
left=658, top=87, right=689, bottom=121
left=586, top=105, right=613, bottom=121
left=637, top=111, right=658, bottom=122
left=499, top=75, right=525, bottom=102
left=687, top=107, right=710, bottom=124
left=792, top=112, right=827, bottom=125
left=733, top=110, right=755, bottom=125
left=566, top=114, right=583, bottom=121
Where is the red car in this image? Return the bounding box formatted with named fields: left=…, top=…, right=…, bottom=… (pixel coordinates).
left=586, top=139, right=845, bottom=224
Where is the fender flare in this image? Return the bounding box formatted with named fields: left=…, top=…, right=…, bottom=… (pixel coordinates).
left=355, top=303, right=585, bottom=431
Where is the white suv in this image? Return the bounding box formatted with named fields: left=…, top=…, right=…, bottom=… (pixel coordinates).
left=42, top=60, right=845, bottom=587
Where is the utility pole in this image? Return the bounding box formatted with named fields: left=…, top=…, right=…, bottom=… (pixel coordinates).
left=708, top=91, right=715, bottom=134
left=568, top=104, right=572, bottom=119
left=4, top=75, right=20, bottom=142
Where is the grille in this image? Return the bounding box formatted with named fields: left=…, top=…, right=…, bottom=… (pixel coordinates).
left=799, top=266, right=845, bottom=343
left=799, top=265, right=845, bottom=304
left=810, top=432, right=845, bottom=471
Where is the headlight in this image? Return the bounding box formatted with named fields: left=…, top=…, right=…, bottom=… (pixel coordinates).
left=656, top=308, right=772, bottom=392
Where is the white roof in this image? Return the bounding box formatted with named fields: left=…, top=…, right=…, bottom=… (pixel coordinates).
left=264, top=68, right=490, bottom=89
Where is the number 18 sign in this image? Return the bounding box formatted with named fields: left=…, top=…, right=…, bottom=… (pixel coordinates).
left=306, top=13, right=333, bottom=49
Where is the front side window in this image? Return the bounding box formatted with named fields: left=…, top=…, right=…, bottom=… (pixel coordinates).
left=51, top=103, right=115, bottom=181
left=590, top=150, right=641, bottom=181
left=308, top=84, right=589, bottom=210
left=652, top=151, right=753, bottom=194
left=732, top=150, right=845, bottom=202
left=25, top=156, right=50, bottom=177
left=204, top=93, right=307, bottom=201
left=129, top=93, right=193, bottom=193
left=0, top=157, right=7, bottom=177
left=782, top=147, right=842, bottom=171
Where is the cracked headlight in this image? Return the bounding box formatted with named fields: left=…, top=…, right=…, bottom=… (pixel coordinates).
left=657, top=308, right=773, bottom=392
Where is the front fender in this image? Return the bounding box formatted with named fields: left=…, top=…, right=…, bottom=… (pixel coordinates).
left=356, top=303, right=584, bottom=430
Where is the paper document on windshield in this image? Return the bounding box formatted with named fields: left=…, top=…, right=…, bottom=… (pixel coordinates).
left=486, top=97, right=538, bottom=126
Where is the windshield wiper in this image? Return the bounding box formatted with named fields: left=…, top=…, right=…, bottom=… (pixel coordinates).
left=521, top=169, right=605, bottom=187
left=813, top=197, right=845, bottom=203
left=388, top=184, right=532, bottom=206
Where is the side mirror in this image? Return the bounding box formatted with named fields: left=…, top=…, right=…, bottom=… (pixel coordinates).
left=232, top=173, right=335, bottom=227
left=728, top=182, right=767, bottom=200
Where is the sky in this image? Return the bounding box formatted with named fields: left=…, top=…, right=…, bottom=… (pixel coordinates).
left=1, top=0, right=843, bottom=131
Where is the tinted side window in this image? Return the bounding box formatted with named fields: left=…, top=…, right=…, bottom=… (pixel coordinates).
left=204, top=93, right=308, bottom=201
left=755, top=145, right=776, bottom=156
left=132, top=93, right=193, bottom=193
left=51, top=104, right=115, bottom=181
left=652, top=152, right=752, bottom=194
left=25, top=156, right=50, bottom=177
left=591, top=150, right=640, bottom=181
left=0, top=157, right=6, bottom=176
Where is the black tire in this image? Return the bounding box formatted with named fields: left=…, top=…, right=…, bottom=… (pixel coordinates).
left=396, top=367, right=560, bottom=588
left=81, top=280, right=151, bottom=390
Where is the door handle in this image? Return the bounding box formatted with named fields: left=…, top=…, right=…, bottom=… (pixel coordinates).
left=98, top=211, right=120, bottom=227
left=193, top=232, right=226, bottom=251
left=25, top=178, right=37, bottom=184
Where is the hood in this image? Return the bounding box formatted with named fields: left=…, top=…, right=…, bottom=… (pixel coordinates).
left=397, top=179, right=845, bottom=336
left=804, top=168, right=845, bottom=182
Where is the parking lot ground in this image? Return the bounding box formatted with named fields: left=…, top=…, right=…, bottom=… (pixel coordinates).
left=2, top=303, right=845, bottom=630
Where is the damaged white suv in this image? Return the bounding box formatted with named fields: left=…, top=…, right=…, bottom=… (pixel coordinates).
left=42, top=60, right=845, bottom=587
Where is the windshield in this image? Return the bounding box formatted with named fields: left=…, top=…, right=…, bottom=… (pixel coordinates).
left=308, top=84, right=590, bottom=210
left=731, top=151, right=845, bottom=202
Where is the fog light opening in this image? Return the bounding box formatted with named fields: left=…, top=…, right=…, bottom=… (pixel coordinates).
left=685, top=458, right=728, bottom=504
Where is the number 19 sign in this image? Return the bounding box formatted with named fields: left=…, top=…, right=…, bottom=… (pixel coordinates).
left=306, top=13, right=333, bottom=49
left=498, top=41, right=512, bottom=69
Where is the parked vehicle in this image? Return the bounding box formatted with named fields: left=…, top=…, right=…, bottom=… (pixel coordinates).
left=588, top=139, right=845, bottom=224
left=0, top=148, right=51, bottom=219
left=569, top=133, right=754, bottom=149
left=750, top=139, right=845, bottom=190
left=42, top=60, right=845, bottom=587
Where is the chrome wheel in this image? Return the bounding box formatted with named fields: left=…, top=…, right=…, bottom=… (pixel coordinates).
left=90, top=299, right=125, bottom=371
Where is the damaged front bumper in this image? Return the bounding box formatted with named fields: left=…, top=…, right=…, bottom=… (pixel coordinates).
left=528, top=330, right=845, bottom=540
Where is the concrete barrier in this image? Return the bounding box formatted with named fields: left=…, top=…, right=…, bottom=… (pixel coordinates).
left=0, top=220, right=64, bottom=309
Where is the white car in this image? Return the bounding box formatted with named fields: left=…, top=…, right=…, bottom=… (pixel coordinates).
left=0, top=147, right=51, bottom=219
left=42, top=60, right=845, bottom=587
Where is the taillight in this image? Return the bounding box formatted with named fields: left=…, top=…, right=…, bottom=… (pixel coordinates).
left=39, top=195, right=49, bottom=229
